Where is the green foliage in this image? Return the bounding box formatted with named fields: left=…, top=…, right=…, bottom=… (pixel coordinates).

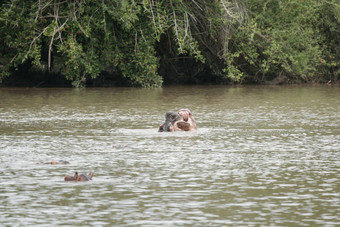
left=57, top=35, right=100, bottom=87
left=0, top=1, right=35, bottom=78
left=226, top=0, right=340, bottom=83
left=0, top=0, right=164, bottom=87
left=0, top=0, right=339, bottom=86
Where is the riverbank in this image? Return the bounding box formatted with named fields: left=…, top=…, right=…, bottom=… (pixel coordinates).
left=1, top=70, right=338, bottom=88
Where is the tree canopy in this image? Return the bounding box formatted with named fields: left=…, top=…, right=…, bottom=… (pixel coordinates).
left=0, top=0, right=339, bottom=87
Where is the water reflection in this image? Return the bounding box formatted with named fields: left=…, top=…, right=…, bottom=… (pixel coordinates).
left=0, top=85, right=339, bottom=226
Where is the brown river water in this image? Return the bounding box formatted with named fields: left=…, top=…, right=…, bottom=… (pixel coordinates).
left=0, top=85, right=339, bottom=226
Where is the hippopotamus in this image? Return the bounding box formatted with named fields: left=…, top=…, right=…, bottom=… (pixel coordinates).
left=40, top=160, right=69, bottom=165
left=159, top=109, right=197, bottom=132
left=64, top=172, right=94, bottom=182
left=50, top=160, right=70, bottom=165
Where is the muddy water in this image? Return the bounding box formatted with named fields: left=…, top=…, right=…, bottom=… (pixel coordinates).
left=0, top=85, right=339, bottom=226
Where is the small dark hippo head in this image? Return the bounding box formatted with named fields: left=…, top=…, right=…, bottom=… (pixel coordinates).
left=77, top=173, right=94, bottom=181
left=159, top=111, right=181, bottom=132
left=64, top=172, right=93, bottom=182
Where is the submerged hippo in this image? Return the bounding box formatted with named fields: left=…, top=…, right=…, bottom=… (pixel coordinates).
left=77, top=173, right=94, bottom=181
left=40, top=160, right=70, bottom=165
left=158, top=109, right=197, bottom=132
left=50, top=160, right=70, bottom=165
left=64, top=172, right=94, bottom=182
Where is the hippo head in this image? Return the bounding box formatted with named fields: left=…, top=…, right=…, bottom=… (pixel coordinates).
left=159, top=111, right=181, bottom=132
left=166, top=111, right=181, bottom=123
left=64, top=172, right=78, bottom=181
left=178, top=109, right=192, bottom=121
left=77, top=172, right=94, bottom=181
left=176, top=109, right=197, bottom=131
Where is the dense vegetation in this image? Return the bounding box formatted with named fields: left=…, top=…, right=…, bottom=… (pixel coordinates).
left=0, top=0, right=339, bottom=87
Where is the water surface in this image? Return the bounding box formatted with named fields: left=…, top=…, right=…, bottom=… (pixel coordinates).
left=0, top=85, right=339, bottom=226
